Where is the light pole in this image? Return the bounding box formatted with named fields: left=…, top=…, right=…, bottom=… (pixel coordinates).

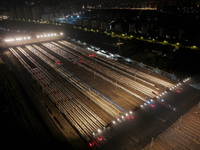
left=75, top=29, right=77, bottom=40
left=57, top=102, right=61, bottom=113
left=115, top=82, right=117, bottom=91
left=118, top=37, right=120, bottom=53
left=89, top=88, right=91, bottom=102
left=179, top=115, right=182, bottom=124
left=150, top=137, right=154, bottom=148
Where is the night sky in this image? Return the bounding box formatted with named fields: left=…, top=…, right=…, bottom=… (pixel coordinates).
left=1, top=0, right=198, bottom=6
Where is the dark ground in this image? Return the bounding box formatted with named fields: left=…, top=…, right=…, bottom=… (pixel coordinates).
left=0, top=56, right=68, bottom=149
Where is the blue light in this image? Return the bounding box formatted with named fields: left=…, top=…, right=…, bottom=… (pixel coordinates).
left=77, top=15, right=80, bottom=18
left=147, top=101, right=151, bottom=104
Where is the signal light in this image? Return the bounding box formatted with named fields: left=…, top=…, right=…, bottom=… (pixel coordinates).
left=97, top=137, right=103, bottom=141
left=97, top=129, right=101, bottom=133
left=89, top=54, right=95, bottom=57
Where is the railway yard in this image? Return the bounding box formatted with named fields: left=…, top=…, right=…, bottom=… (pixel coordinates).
left=4, top=39, right=193, bottom=149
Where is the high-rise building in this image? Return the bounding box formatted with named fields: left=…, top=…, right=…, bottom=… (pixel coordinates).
left=92, top=20, right=99, bottom=28
left=115, top=23, right=122, bottom=32
left=24, top=7, right=33, bottom=19
left=32, top=7, right=41, bottom=20
left=83, top=20, right=89, bottom=27
left=16, top=6, right=25, bottom=18
left=129, top=24, right=136, bottom=33
left=100, top=22, right=108, bottom=30
left=10, top=6, right=17, bottom=18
